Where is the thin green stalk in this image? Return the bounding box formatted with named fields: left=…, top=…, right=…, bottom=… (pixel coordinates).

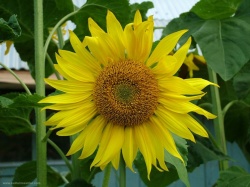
left=119, top=157, right=126, bottom=187
left=56, top=26, right=65, bottom=49
left=208, top=68, right=228, bottom=170
left=102, top=163, right=112, bottom=187
left=34, top=0, right=47, bottom=186
left=70, top=135, right=81, bottom=180
left=46, top=53, right=61, bottom=80
left=47, top=139, right=73, bottom=173
left=0, top=62, right=32, bottom=95
left=43, top=4, right=108, bottom=62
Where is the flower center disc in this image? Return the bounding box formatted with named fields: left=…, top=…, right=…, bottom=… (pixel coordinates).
left=93, top=60, right=159, bottom=126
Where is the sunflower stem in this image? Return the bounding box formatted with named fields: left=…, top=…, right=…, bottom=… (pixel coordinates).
left=0, top=62, right=32, bottom=95
left=70, top=135, right=81, bottom=180
left=119, top=156, right=126, bottom=187
left=207, top=68, right=228, bottom=170
left=47, top=139, right=73, bottom=173
left=46, top=53, right=61, bottom=80
left=102, top=163, right=112, bottom=187
left=34, top=0, right=47, bottom=186
left=57, top=26, right=65, bottom=49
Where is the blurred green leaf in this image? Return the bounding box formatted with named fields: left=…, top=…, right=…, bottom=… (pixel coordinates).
left=233, top=60, right=250, bottom=100
left=0, top=0, right=74, bottom=78
left=191, top=0, right=242, bottom=20
left=0, top=15, right=21, bottom=42
left=216, top=166, right=250, bottom=187
left=12, top=161, right=64, bottom=187
left=0, top=93, right=46, bottom=136
left=65, top=179, right=94, bottom=187
left=79, top=154, right=101, bottom=183
left=224, top=101, right=250, bottom=162
left=71, top=0, right=130, bottom=40
left=163, top=0, right=250, bottom=81
left=129, top=1, right=154, bottom=22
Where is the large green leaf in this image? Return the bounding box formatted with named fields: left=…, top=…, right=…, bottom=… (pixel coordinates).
left=163, top=0, right=250, bottom=81
left=233, top=60, right=250, bottom=100
left=0, top=93, right=45, bottom=136
left=216, top=166, right=250, bottom=187
left=224, top=101, right=250, bottom=162
left=191, top=0, right=242, bottom=20
left=0, top=0, right=74, bottom=78
left=70, top=0, right=130, bottom=40
left=12, top=161, right=64, bottom=187
left=0, top=15, right=21, bottom=42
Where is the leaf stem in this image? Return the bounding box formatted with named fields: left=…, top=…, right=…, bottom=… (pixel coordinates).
left=102, top=163, right=112, bottom=187
left=47, top=138, right=73, bottom=173
left=70, top=135, right=81, bottom=180
left=119, top=156, right=126, bottom=187
left=46, top=53, right=61, bottom=80
left=0, top=62, right=32, bottom=95
left=34, top=0, right=47, bottom=186
left=207, top=68, right=228, bottom=170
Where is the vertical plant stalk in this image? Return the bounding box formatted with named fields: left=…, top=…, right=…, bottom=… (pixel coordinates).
left=34, top=0, right=47, bottom=186
left=102, top=163, right=112, bottom=187
left=70, top=135, right=82, bottom=180
left=119, top=157, right=126, bottom=187
left=208, top=68, right=228, bottom=170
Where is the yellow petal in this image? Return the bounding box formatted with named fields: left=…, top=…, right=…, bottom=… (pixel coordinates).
left=158, top=76, right=203, bottom=95
left=39, top=93, right=90, bottom=104
left=122, top=126, right=138, bottom=172
left=169, top=37, right=192, bottom=76
left=124, top=23, right=136, bottom=59
left=134, top=124, right=154, bottom=179
left=159, top=96, right=216, bottom=119
left=134, top=10, right=142, bottom=27
left=147, top=30, right=188, bottom=66
left=152, top=55, right=177, bottom=75
left=56, top=53, right=95, bottom=82
left=184, top=78, right=219, bottom=90
left=88, top=17, right=105, bottom=36
left=106, top=10, right=125, bottom=59
left=44, top=79, right=94, bottom=94
left=91, top=123, right=124, bottom=168
left=150, top=115, right=184, bottom=163
left=111, top=153, right=120, bottom=170
left=79, top=115, right=106, bottom=159
left=154, top=108, right=195, bottom=142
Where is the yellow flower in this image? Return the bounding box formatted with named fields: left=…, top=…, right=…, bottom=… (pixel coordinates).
left=184, top=53, right=206, bottom=77
left=0, top=40, right=13, bottom=55
left=39, top=10, right=216, bottom=177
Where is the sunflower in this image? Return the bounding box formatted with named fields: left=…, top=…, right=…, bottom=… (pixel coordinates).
left=184, top=53, right=206, bottom=77
left=39, top=10, right=216, bottom=177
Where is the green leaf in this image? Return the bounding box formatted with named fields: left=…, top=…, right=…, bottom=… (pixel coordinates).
left=187, top=136, right=228, bottom=171
left=0, top=14, right=21, bottom=42
left=0, top=0, right=74, bottom=78
left=191, top=0, right=242, bottom=20
left=0, top=93, right=45, bottom=136
left=165, top=135, right=190, bottom=187
left=163, top=5, right=250, bottom=81
left=12, top=161, right=64, bottom=187
left=69, top=0, right=130, bottom=40
left=65, top=179, right=94, bottom=187
left=216, top=166, right=250, bottom=187
left=79, top=155, right=101, bottom=183
left=233, top=60, right=250, bottom=99
left=224, top=101, right=250, bottom=162
left=129, top=1, right=154, bottom=22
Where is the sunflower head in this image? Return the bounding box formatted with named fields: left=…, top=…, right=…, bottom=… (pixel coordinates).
left=39, top=10, right=217, bottom=178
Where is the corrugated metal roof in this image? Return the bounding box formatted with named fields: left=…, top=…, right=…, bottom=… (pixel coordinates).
left=0, top=0, right=198, bottom=70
